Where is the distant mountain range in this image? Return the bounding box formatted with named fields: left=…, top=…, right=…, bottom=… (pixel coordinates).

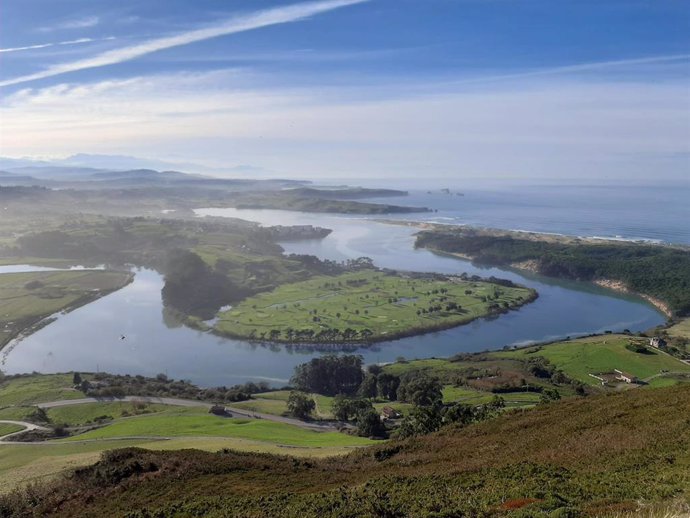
left=0, top=154, right=270, bottom=178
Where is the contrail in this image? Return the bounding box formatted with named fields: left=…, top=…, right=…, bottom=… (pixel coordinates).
left=0, top=37, right=115, bottom=54
left=0, top=0, right=369, bottom=87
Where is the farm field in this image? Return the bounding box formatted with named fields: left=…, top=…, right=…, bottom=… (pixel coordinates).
left=0, top=270, right=132, bottom=348
left=214, top=270, right=535, bottom=343
left=494, top=335, right=690, bottom=385
left=60, top=407, right=375, bottom=447
left=0, top=374, right=84, bottom=407
left=46, top=401, right=171, bottom=426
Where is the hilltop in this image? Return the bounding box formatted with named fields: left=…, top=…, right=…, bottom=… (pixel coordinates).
left=2, top=384, right=688, bottom=517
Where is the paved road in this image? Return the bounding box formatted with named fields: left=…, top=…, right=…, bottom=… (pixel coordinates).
left=0, top=420, right=49, bottom=441
left=36, top=396, right=350, bottom=432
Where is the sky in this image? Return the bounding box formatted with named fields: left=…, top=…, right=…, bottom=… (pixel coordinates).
left=0, top=0, right=688, bottom=187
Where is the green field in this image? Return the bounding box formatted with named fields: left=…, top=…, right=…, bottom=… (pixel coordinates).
left=0, top=406, right=37, bottom=421
left=0, top=374, right=83, bottom=407
left=215, top=270, right=534, bottom=343
left=62, top=408, right=375, bottom=447
left=46, top=401, right=171, bottom=426
left=0, top=423, right=23, bottom=437
left=495, top=335, right=690, bottom=385
left=0, top=270, right=132, bottom=348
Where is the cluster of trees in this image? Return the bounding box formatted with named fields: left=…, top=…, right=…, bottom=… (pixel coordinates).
left=291, top=355, right=365, bottom=396
left=73, top=371, right=270, bottom=403
left=161, top=250, right=245, bottom=318
left=524, top=356, right=586, bottom=395
left=374, top=371, right=509, bottom=439
left=416, top=230, right=690, bottom=316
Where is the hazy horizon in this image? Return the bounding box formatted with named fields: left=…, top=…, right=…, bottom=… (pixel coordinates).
left=1, top=0, right=688, bottom=186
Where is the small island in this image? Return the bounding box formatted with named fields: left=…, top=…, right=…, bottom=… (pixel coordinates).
left=213, top=270, right=536, bottom=344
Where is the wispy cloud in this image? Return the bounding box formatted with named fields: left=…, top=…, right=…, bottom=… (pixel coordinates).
left=0, top=37, right=116, bottom=54
left=0, top=0, right=368, bottom=88
left=2, top=65, right=687, bottom=183
left=37, top=16, right=100, bottom=32
left=446, top=54, right=690, bottom=87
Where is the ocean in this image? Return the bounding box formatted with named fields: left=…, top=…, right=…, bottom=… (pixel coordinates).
left=364, top=184, right=689, bottom=245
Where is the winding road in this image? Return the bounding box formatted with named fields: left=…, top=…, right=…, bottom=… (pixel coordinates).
left=0, top=420, right=49, bottom=441
left=35, top=396, right=349, bottom=431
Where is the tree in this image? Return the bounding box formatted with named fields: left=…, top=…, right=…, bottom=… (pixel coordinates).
left=358, top=373, right=378, bottom=398
left=286, top=391, right=315, bottom=419
left=332, top=395, right=374, bottom=421
left=397, top=374, right=443, bottom=407
left=396, top=406, right=442, bottom=439
left=291, top=355, right=364, bottom=396
left=72, top=372, right=82, bottom=385
left=355, top=408, right=386, bottom=437
left=376, top=373, right=400, bottom=401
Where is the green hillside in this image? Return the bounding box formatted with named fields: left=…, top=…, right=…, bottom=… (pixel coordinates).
left=3, top=384, right=688, bottom=517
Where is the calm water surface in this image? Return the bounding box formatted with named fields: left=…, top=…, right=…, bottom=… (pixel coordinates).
left=1, top=210, right=665, bottom=387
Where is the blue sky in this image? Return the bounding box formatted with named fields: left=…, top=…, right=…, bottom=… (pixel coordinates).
left=0, top=0, right=688, bottom=186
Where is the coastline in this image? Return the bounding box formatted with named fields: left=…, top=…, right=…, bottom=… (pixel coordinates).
left=425, top=247, right=673, bottom=320
left=375, top=219, right=690, bottom=251
left=592, top=279, right=672, bottom=319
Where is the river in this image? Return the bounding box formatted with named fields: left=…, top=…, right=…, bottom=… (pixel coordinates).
left=0, top=210, right=664, bottom=387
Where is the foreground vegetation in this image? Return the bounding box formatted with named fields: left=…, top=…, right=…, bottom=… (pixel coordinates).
left=3, top=384, right=687, bottom=517
left=416, top=226, right=690, bottom=316
left=0, top=270, right=132, bottom=349
left=215, top=270, right=536, bottom=343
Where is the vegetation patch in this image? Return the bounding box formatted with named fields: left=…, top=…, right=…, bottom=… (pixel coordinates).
left=61, top=408, right=375, bottom=447
left=416, top=226, right=690, bottom=316
left=215, top=270, right=535, bottom=343
left=3, top=385, right=688, bottom=517
left=495, top=335, right=690, bottom=386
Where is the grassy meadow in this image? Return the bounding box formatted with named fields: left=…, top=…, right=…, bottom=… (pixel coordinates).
left=495, top=335, right=690, bottom=385
left=59, top=407, right=374, bottom=448
left=215, top=270, right=534, bottom=343
left=0, top=374, right=83, bottom=407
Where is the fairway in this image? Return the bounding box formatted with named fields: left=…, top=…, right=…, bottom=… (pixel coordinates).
left=62, top=408, right=375, bottom=447
left=496, top=335, right=690, bottom=385
left=215, top=270, right=535, bottom=343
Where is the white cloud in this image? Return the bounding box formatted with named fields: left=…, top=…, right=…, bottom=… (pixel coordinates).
left=0, top=0, right=369, bottom=87
left=37, top=16, right=100, bottom=32
left=1, top=66, right=687, bottom=184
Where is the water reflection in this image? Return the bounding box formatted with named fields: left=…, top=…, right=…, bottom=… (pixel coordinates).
left=0, top=212, right=665, bottom=387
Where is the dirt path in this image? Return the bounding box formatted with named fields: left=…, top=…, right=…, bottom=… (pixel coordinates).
left=0, top=420, right=49, bottom=441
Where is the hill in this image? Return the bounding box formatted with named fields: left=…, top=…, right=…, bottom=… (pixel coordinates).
left=2, top=384, right=688, bottom=517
